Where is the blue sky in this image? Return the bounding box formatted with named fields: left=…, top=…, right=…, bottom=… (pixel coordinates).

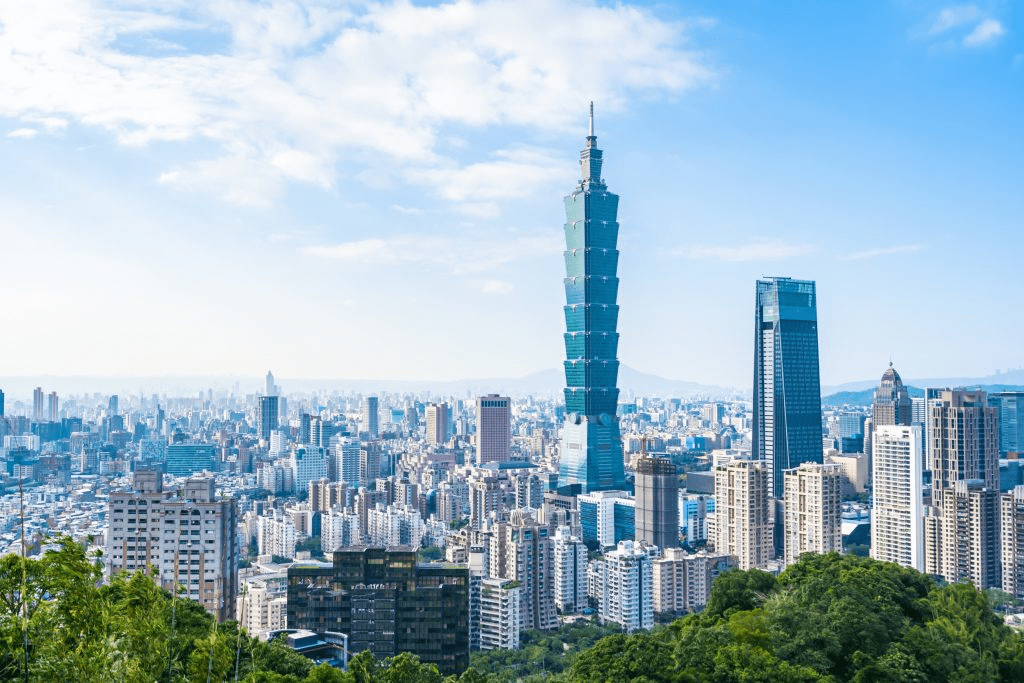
left=0, top=1, right=1021, bottom=389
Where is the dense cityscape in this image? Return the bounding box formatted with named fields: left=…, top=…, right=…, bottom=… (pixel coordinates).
left=2, top=111, right=1024, bottom=682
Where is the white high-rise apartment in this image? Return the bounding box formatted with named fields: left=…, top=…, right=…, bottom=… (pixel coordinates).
left=236, top=575, right=287, bottom=640
left=652, top=548, right=737, bottom=617
left=476, top=395, right=511, bottom=465
left=871, top=425, right=923, bottom=571
left=478, top=578, right=522, bottom=650
left=782, top=462, right=843, bottom=566
left=1001, top=486, right=1024, bottom=600
left=321, top=509, right=362, bottom=552
left=552, top=526, right=588, bottom=613
left=257, top=510, right=296, bottom=559
left=588, top=540, right=654, bottom=633
left=712, top=459, right=773, bottom=570
left=108, top=471, right=238, bottom=621
left=289, top=445, right=329, bottom=492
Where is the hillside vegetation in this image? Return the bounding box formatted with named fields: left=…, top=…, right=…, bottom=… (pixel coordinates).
left=1, top=539, right=1022, bottom=682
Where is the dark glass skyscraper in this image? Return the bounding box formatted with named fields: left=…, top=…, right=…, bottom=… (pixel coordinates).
left=752, top=277, right=823, bottom=498
left=558, top=105, right=626, bottom=493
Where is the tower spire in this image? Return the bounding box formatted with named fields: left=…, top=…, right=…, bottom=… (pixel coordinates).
left=589, top=101, right=594, bottom=138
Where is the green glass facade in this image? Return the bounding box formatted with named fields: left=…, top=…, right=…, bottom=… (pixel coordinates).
left=558, top=107, right=626, bottom=493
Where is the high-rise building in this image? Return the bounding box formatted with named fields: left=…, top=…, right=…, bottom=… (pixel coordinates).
left=924, top=390, right=1000, bottom=590
left=552, top=526, right=588, bottom=614
left=871, top=425, right=924, bottom=571
left=478, top=577, right=522, bottom=651
left=782, top=462, right=842, bottom=566
left=425, top=402, right=450, bottom=446
left=634, top=455, right=679, bottom=551
left=334, top=438, right=361, bottom=489
left=107, top=471, right=238, bottom=621
left=258, top=395, right=279, bottom=440
left=1001, top=486, right=1024, bottom=600
left=578, top=490, right=635, bottom=548
left=359, top=444, right=380, bottom=489
left=558, top=105, right=626, bottom=494
left=488, top=509, right=558, bottom=631
left=588, top=540, right=654, bottom=633
left=108, top=394, right=119, bottom=415
left=362, top=396, right=379, bottom=439
left=46, top=391, right=58, bottom=421
left=873, top=363, right=913, bottom=427
left=32, top=387, right=43, bottom=421
left=265, top=370, right=277, bottom=396
left=989, top=392, right=1024, bottom=457
left=287, top=547, right=469, bottom=674
left=712, top=459, right=773, bottom=570
left=165, top=443, right=216, bottom=477
left=0, top=388, right=5, bottom=417
left=475, top=395, right=511, bottom=465
left=752, top=277, right=823, bottom=498
left=469, top=474, right=504, bottom=530
left=652, top=548, right=737, bottom=619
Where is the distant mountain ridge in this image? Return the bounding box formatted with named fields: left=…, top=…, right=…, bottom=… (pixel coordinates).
left=824, top=381, right=1024, bottom=407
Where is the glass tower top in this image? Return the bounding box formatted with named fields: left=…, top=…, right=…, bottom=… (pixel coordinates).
left=753, top=276, right=823, bottom=498
left=558, top=104, right=626, bottom=493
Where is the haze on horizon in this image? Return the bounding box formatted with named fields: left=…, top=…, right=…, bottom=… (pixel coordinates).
left=1, top=1, right=1021, bottom=390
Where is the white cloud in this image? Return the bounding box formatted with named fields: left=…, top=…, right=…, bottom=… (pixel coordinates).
left=678, top=240, right=814, bottom=262
left=930, top=6, right=982, bottom=34
left=0, top=1, right=713, bottom=207
left=7, top=128, right=38, bottom=138
left=963, top=19, right=1004, bottom=47
left=843, top=244, right=924, bottom=260
left=303, top=231, right=562, bottom=275
left=477, top=279, right=515, bottom=294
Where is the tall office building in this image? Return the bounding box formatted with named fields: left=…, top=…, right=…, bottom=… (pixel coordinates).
left=258, top=395, right=279, bottom=440
left=753, top=277, right=823, bottom=498
left=265, top=370, right=277, bottom=396
left=558, top=105, right=626, bottom=493
left=0, top=388, right=5, bottom=417
left=989, top=392, right=1024, bottom=456
left=476, top=395, right=511, bottom=465
left=108, top=394, right=119, bottom=415
left=32, top=387, right=43, bottom=421
left=782, top=462, right=842, bottom=566
left=634, top=455, right=679, bottom=551
left=873, top=364, right=913, bottom=427
left=287, top=548, right=469, bottom=674
left=924, top=390, right=1000, bottom=590
left=334, top=437, right=361, bottom=489
left=425, top=402, right=451, bottom=446
left=362, top=396, right=379, bottom=439
left=871, top=425, right=924, bottom=571
left=712, top=459, right=773, bottom=570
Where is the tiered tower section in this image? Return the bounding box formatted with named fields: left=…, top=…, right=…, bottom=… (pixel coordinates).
left=558, top=104, right=626, bottom=493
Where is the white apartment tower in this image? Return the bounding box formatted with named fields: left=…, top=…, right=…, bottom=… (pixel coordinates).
left=478, top=578, right=522, bottom=651
left=1001, top=486, right=1024, bottom=600
left=552, top=526, right=588, bottom=614
left=782, top=462, right=843, bottom=566
left=476, top=395, right=511, bottom=465
left=588, top=540, right=654, bottom=633
left=871, top=425, right=924, bottom=571
left=712, top=459, right=773, bottom=570
left=107, top=471, right=238, bottom=621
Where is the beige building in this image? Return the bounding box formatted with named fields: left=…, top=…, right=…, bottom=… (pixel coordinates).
left=824, top=451, right=868, bottom=494
left=652, top=547, right=736, bottom=618
left=476, top=395, right=511, bottom=465
left=487, top=509, right=558, bottom=631
left=923, top=390, right=1000, bottom=590
left=782, top=462, right=842, bottom=566
left=712, top=459, right=773, bottom=570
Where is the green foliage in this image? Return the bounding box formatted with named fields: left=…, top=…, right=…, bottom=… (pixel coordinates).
left=417, top=546, right=445, bottom=562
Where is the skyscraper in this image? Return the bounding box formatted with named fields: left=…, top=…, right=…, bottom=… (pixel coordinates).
left=872, top=363, right=913, bottom=427
left=712, top=459, right=773, bottom=570
left=634, top=455, right=679, bottom=551
left=752, top=277, right=823, bottom=498
left=989, top=391, right=1024, bottom=457
left=32, top=387, right=43, bottom=421
left=558, top=104, right=626, bottom=493
left=923, top=390, right=1000, bottom=590
left=265, top=370, right=277, bottom=396
left=425, top=402, right=450, bottom=446
left=782, top=462, right=842, bottom=566
left=47, top=391, right=58, bottom=422
left=475, top=394, right=510, bottom=465
left=362, top=396, right=379, bottom=439
left=258, top=395, right=279, bottom=440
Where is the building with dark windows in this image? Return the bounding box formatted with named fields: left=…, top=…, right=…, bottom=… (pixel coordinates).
left=634, top=455, right=679, bottom=551
left=752, top=277, right=823, bottom=498
left=287, top=547, right=469, bottom=675
left=989, top=391, right=1024, bottom=457
left=558, top=104, right=626, bottom=493
left=258, top=395, right=279, bottom=440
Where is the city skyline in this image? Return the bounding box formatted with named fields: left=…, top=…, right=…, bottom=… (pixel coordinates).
left=1, top=2, right=1022, bottom=388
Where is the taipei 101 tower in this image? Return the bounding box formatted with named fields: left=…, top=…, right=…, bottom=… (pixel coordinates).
left=557, top=104, right=626, bottom=493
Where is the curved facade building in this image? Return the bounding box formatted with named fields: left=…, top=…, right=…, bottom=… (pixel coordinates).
left=558, top=105, right=626, bottom=493
left=873, top=363, right=913, bottom=427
